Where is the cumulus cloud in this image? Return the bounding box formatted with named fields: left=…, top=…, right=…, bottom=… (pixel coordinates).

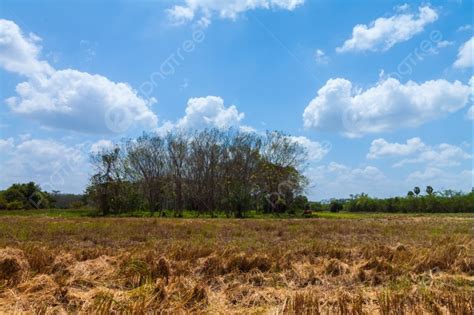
left=367, top=137, right=425, bottom=159
left=467, top=106, right=474, bottom=120
left=0, top=137, right=14, bottom=152
left=394, top=143, right=471, bottom=168
left=0, top=138, right=91, bottom=193
left=1, top=19, right=158, bottom=134
left=337, top=5, right=438, bottom=53
left=167, top=0, right=304, bottom=26
left=453, top=37, right=473, bottom=69
left=0, top=19, right=54, bottom=76
left=406, top=168, right=473, bottom=192
left=368, top=137, right=471, bottom=168
left=6, top=69, right=158, bottom=134
left=303, top=77, right=472, bottom=137
left=306, top=160, right=472, bottom=199
left=306, top=162, right=389, bottom=199
left=157, top=96, right=245, bottom=134
left=289, top=136, right=330, bottom=162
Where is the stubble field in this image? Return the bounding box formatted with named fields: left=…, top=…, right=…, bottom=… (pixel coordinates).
left=0, top=214, right=472, bottom=314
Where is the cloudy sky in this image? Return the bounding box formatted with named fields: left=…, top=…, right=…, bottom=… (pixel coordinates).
left=0, top=0, right=472, bottom=199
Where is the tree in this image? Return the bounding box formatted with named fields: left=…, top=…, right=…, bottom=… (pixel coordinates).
left=88, top=147, right=126, bottom=215
left=413, top=187, right=421, bottom=196
left=1, top=182, right=53, bottom=209
left=126, top=134, right=167, bottom=215
left=292, top=195, right=309, bottom=212
left=426, top=186, right=434, bottom=195
left=407, top=191, right=415, bottom=197
left=167, top=133, right=188, bottom=217
left=221, top=131, right=262, bottom=217
left=329, top=200, right=343, bottom=213
left=83, top=128, right=309, bottom=217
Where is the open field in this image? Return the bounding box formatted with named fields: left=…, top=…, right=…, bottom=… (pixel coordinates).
left=0, top=214, right=472, bottom=314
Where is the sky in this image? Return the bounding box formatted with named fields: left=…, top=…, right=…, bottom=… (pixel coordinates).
left=0, top=0, right=472, bottom=200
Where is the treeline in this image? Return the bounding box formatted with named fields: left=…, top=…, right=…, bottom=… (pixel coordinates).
left=0, top=182, right=54, bottom=210
left=86, top=129, right=309, bottom=217
left=0, top=182, right=85, bottom=210
left=320, top=188, right=474, bottom=213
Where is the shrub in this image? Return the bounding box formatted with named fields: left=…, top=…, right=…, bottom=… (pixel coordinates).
left=329, top=201, right=343, bottom=213
left=6, top=201, right=25, bottom=210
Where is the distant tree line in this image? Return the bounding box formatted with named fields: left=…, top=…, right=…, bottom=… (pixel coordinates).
left=86, top=129, right=309, bottom=217
left=314, top=186, right=473, bottom=213
left=0, top=182, right=54, bottom=210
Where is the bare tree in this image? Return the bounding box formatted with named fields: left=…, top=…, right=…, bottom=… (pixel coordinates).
left=166, top=132, right=188, bottom=217
left=126, top=134, right=167, bottom=215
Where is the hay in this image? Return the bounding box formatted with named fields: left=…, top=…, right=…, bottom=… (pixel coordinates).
left=0, top=247, right=30, bottom=287
left=0, top=216, right=471, bottom=314
left=324, top=259, right=348, bottom=276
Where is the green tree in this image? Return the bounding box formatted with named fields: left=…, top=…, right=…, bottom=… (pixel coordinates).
left=413, top=187, right=421, bottom=196
left=426, top=186, right=434, bottom=195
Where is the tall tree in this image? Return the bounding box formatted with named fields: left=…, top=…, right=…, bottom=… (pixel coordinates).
left=126, top=134, right=167, bottom=215
left=166, top=132, right=188, bottom=217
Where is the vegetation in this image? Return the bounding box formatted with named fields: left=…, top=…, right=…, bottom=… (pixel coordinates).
left=0, top=215, right=471, bottom=313
left=342, top=189, right=473, bottom=213
left=0, top=182, right=54, bottom=210
left=86, top=129, right=309, bottom=217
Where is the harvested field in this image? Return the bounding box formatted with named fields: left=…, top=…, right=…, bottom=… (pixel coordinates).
left=0, top=215, right=472, bottom=314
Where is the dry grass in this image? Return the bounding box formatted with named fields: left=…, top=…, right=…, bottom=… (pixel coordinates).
left=0, top=215, right=472, bottom=314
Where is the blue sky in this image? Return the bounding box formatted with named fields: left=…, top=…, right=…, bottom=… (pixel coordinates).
left=0, top=0, right=472, bottom=199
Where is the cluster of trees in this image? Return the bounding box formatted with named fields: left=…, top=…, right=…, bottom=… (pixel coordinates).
left=322, top=187, right=473, bottom=213
left=0, top=182, right=54, bottom=210
left=86, top=129, right=309, bottom=217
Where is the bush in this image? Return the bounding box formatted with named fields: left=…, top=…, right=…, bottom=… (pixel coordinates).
left=342, top=191, right=473, bottom=213
left=6, top=201, right=25, bottom=210
left=329, top=201, right=343, bottom=213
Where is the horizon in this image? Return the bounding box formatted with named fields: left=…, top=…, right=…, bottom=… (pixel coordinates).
left=0, top=0, right=473, bottom=200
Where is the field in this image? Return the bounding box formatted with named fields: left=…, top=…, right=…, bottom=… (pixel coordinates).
left=0, top=213, right=472, bottom=314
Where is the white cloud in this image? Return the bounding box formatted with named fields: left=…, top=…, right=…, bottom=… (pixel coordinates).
left=0, top=139, right=90, bottom=193
left=90, top=140, right=114, bottom=154
left=306, top=162, right=389, bottom=199
left=303, top=77, right=472, bottom=137
left=167, top=5, right=195, bottom=25
left=436, top=40, right=454, bottom=48
left=0, top=138, right=14, bottom=152
left=453, top=37, right=473, bottom=68
left=289, top=136, right=330, bottom=162
left=368, top=137, right=471, bottom=168
left=337, top=5, right=438, bottom=53
left=367, top=137, right=425, bottom=159
left=1, top=19, right=158, bottom=135
left=394, top=143, right=471, bottom=168
left=0, top=19, right=54, bottom=77
left=6, top=69, right=158, bottom=134
left=457, top=24, right=472, bottom=32
left=157, top=96, right=244, bottom=134
left=306, top=160, right=472, bottom=199
left=467, top=106, right=474, bottom=120
left=314, top=49, right=329, bottom=64
left=406, top=167, right=473, bottom=192
left=166, top=0, right=304, bottom=26
left=394, top=3, right=410, bottom=12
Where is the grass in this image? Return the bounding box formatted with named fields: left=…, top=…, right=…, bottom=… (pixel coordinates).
left=0, top=208, right=472, bottom=219
left=0, top=213, right=472, bottom=313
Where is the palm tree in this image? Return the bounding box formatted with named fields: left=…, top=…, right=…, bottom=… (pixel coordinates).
left=426, top=186, right=434, bottom=195
left=414, top=186, right=420, bottom=196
